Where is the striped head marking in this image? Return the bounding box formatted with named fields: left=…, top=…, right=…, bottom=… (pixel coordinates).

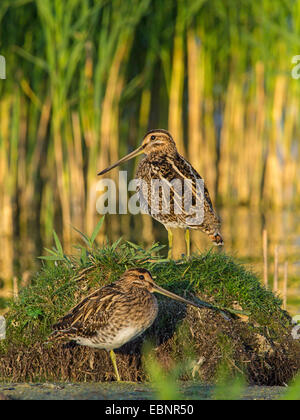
left=97, top=129, right=177, bottom=176
left=141, top=129, right=177, bottom=156
left=120, top=268, right=155, bottom=291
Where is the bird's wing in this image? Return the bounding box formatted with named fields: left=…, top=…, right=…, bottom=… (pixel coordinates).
left=51, top=284, right=123, bottom=338
left=136, top=157, right=202, bottom=225
left=135, top=154, right=220, bottom=228
left=136, top=159, right=188, bottom=223
left=143, top=156, right=217, bottom=226
left=167, top=155, right=220, bottom=227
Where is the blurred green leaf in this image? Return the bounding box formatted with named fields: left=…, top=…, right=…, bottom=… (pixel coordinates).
left=90, top=217, right=105, bottom=245
left=53, top=231, right=64, bottom=257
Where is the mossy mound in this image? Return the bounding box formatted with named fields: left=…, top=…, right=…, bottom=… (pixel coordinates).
left=0, top=242, right=299, bottom=384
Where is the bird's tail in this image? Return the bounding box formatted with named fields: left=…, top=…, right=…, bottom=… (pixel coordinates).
left=209, top=232, right=224, bottom=246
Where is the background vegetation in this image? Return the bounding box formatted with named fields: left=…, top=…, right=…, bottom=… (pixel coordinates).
left=0, top=0, right=300, bottom=305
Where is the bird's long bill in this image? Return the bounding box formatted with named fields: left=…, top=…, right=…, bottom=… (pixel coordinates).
left=153, top=284, right=212, bottom=310
left=97, top=145, right=144, bottom=176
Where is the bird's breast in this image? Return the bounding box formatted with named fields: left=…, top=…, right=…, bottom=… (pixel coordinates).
left=136, top=158, right=153, bottom=179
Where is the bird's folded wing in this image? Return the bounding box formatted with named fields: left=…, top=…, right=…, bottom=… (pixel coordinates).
left=138, top=158, right=205, bottom=224
left=52, top=285, right=123, bottom=338
left=167, top=155, right=220, bottom=227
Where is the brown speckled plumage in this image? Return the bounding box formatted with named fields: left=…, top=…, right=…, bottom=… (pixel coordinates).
left=136, top=130, right=222, bottom=243
left=49, top=268, right=158, bottom=350
left=48, top=268, right=231, bottom=380
left=98, top=129, right=223, bottom=253
left=48, top=267, right=221, bottom=381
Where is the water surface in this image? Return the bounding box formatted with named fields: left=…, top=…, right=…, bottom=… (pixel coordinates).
left=0, top=382, right=287, bottom=400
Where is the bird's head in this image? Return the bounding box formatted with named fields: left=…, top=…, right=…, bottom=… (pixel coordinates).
left=97, top=129, right=177, bottom=176
left=120, top=268, right=156, bottom=291
left=141, top=129, right=177, bottom=156
left=119, top=267, right=203, bottom=309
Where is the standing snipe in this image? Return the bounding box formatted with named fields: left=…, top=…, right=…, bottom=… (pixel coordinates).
left=98, top=129, right=223, bottom=258
left=47, top=268, right=224, bottom=381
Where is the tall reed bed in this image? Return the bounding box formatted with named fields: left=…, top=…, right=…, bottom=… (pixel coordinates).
left=0, top=0, right=300, bottom=285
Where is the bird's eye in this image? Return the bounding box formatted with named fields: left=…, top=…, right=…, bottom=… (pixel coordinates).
left=139, top=275, right=145, bottom=280
left=150, top=135, right=156, bottom=140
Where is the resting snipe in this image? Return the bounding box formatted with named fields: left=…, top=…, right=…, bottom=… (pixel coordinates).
left=48, top=268, right=224, bottom=381
left=98, top=129, right=223, bottom=258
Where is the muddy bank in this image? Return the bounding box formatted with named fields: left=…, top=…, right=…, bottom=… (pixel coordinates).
left=1, top=298, right=299, bottom=385
left=0, top=382, right=287, bottom=400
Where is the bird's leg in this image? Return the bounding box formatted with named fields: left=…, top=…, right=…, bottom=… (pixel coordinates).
left=167, top=228, right=173, bottom=259
left=109, top=349, right=121, bottom=382
left=185, top=228, right=190, bottom=258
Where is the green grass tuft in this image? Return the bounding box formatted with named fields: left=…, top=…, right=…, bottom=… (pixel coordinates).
left=1, top=240, right=289, bottom=349
left=0, top=238, right=298, bottom=384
